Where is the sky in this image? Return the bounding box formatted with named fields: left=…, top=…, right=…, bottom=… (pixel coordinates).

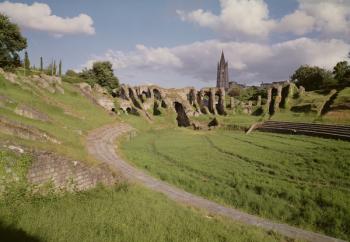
left=0, top=0, right=350, bottom=88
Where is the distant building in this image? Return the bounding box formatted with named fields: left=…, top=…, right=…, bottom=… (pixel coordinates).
left=228, top=81, right=246, bottom=89
left=216, top=51, right=229, bottom=89
left=260, top=80, right=290, bottom=88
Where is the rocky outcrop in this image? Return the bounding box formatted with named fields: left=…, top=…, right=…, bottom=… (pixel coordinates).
left=77, top=83, right=116, bottom=113
left=0, top=68, right=64, bottom=94
left=30, top=74, right=64, bottom=94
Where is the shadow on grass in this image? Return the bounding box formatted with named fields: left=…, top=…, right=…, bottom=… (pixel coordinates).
left=0, top=221, right=41, bottom=242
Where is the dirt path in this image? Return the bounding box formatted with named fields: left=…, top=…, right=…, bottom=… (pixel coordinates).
left=86, top=123, right=344, bottom=242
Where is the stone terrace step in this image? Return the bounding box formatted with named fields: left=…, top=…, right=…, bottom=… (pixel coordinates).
left=261, top=125, right=350, bottom=134
left=257, top=121, right=350, bottom=141
left=264, top=121, right=350, bottom=130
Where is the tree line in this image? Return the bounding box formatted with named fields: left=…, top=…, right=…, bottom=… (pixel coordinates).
left=292, top=59, right=350, bottom=91
left=24, top=51, right=63, bottom=76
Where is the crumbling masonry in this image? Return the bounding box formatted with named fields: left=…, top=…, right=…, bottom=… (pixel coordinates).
left=117, top=85, right=227, bottom=127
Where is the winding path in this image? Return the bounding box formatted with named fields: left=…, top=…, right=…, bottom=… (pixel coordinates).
left=86, top=123, right=344, bottom=242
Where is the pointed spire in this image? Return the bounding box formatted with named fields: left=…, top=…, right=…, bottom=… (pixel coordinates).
left=220, top=50, right=225, bottom=65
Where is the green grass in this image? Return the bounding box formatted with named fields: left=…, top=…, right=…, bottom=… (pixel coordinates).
left=332, top=87, right=350, bottom=106
left=0, top=184, right=291, bottom=242
left=0, top=74, right=115, bottom=163
left=119, top=126, right=350, bottom=240
left=0, top=150, right=287, bottom=242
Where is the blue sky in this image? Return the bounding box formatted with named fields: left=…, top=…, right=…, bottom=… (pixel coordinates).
left=1, top=0, right=349, bottom=88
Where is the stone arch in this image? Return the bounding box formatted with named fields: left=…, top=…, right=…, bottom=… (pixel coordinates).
left=128, top=88, right=142, bottom=109
left=201, top=91, right=211, bottom=114
left=174, top=102, right=190, bottom=127
left=153, top=101, right=162, bottom=116
left=153, top=89, right=162, bottom=101
left=119, top=85, right=130, bottom=100
left=140, top=90, right=150, bottom=102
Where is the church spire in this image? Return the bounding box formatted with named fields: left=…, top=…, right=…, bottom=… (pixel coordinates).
left=216, top=50, right=229, bottom=89
left=220, top=50, right=225, bottom=65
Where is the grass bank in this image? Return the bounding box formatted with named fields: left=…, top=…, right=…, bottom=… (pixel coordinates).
left=0, top=74, right=115, bottom=163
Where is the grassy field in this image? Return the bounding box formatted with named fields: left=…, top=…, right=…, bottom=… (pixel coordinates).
left=0, top=74, right=115, bottom=163
left=119, top=121, right=350, bottom=240
left=0, top=151, right=287, bottom=242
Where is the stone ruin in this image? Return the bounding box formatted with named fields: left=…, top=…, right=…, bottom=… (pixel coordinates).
left=117, top=85, right=229, bottom=127
left=264, top=82, right=303, bottom=116
left=115, top=82, right=306, bottom=127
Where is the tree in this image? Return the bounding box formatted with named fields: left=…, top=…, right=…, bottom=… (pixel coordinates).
left=58, top=60, right=62, bottom=76
left=40, top=57, right=43, bottom=72
left=291, top=65, right=336, bottom=91
left=53, top=60, right=57, bottom=76
left=77, top=61, right=119, bottom=92
left=24, top=51, right=30, bottom=70
left=333, top=61, right=350, bottom=86
left=91, top=61, right=119, bottom=91
left=0, top=14, right=27, bottom=70
left=65, top=69, right=77, bottom=76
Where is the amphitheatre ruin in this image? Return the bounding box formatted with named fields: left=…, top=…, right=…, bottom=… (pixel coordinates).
left=1, top=2, right=350, bottom=242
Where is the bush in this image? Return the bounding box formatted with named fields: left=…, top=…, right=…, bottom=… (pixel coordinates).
left=77, top=61, right=119, bottom=94
left=291, top=65, right=337, bottom=91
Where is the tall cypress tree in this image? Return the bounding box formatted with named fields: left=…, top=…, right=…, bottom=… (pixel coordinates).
left=53, top=60, right=57, bottom=76
left=24, top=51, right=30, bottom=70
left=40, top=57, right=43, bottom=72
left=59, top=60, right=62, bottom=76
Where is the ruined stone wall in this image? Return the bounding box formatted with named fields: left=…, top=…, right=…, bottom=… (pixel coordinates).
left=274, top=85, right=283, bottom=112
left=27, top=151, right=119, bottom=191
left=116, top=84, right=232, bottom=127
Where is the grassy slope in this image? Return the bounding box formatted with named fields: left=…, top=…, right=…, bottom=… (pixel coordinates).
left=0, top=150, right=286, bottom=242
left=272, top=89, right=350, bottom=124
left=0, top=74, right=115, bottom=163
left=333, top=87, right=350, bottom=105
left=119, top=117, right=350, bottom=240
left=322, top=87, right=350, bottom=124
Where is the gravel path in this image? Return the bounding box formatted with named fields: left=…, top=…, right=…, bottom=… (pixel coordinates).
left=86, top=123, right=344, bottom=242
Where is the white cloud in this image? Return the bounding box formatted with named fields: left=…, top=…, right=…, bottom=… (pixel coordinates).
left=82, top=38, right=350, bottom=87
left=177, top=0, right=276, bottom=38
left=177, top=0, right=350, bottom=38
left=0, top=1, right=95, bottom=36
left=278, top=0, right=350, bottom=36
left=277, top=10, right=315, bottom=35
left=298, top=0, right=350, bottom=35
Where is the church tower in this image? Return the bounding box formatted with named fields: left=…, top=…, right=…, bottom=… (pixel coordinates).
left=216, top=51, right=229, bottom=89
